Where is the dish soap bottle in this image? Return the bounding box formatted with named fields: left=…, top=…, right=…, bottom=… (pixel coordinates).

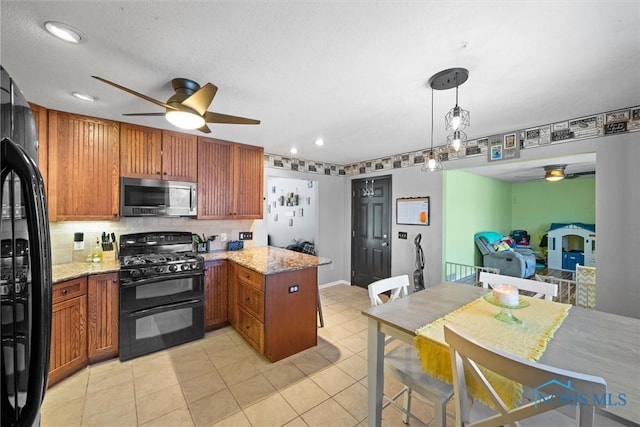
left=91, top=238, right=102, bottom=263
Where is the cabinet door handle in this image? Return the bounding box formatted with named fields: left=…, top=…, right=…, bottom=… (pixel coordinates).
left=61, top=289, right=68, bottom=295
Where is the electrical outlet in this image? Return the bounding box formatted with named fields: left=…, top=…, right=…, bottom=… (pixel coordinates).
left=398, top=231, right=408, bottom=239
left=220, top=233, right=228, bottom=242
left=239, top=231, right=253, bottom=241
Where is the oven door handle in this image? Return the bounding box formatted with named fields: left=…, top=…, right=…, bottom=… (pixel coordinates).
left=120, top=271, right=203, bottom=287
left=128, top=298, right=203, bottom=317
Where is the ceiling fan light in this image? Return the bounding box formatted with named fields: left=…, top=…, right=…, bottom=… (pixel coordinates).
left=544, top=166, right=566, bottom=182
left=165, top=110, right=205, bottom=130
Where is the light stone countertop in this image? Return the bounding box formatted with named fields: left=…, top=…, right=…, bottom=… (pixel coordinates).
left=52, top=259, right=120, bottom=284
left=52, top=246, right=331, bottom=283
left=201, top=246, right=331, bottom=275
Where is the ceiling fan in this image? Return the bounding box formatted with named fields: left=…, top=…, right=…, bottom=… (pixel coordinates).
left=513, top=164, right=595, bottom=182
left=92, top=76, right=260, bottom=134
left=542, top=164, right=595, bottom=182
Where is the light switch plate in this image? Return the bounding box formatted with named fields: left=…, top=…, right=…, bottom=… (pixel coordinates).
left=239, top=231, right=253, bottom=241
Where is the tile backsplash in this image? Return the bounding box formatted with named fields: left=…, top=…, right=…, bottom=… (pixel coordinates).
left=49, top=217, right=257, bottom=265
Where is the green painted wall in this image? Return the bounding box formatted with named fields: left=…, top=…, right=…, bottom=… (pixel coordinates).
left=443, top=170, right=512, bottom=268
left=511, top=177, right=595, bottom=251
left=443, top=172, right=595, bottom=277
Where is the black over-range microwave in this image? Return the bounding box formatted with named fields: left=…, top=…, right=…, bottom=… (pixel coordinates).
left=120, top=177, right=197, bottom=217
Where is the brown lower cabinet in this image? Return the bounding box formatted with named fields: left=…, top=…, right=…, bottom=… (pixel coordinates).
left=229, top=262, right=318, bottom=362
left=49, top=277, right=88, bottom=386
left=204, top=260, right=228, bottom=330
left=87, top=272, right=119, bottom=362
left=49, top=272, right=120, bottom=386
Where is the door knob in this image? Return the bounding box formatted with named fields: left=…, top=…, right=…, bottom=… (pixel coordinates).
left=382, top=242, right=388, bottom=247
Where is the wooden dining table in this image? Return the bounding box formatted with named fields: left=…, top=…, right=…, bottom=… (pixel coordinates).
left=361, top=282, right=640, bottom=427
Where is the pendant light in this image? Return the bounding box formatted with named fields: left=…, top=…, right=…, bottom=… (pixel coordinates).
left=446, top=129, right=467, bottom=152
left=444, top=69, right=470, bottom=132
left=428, top=68, right=470, bottom=153
left=422, top=86, right=442, bottom=172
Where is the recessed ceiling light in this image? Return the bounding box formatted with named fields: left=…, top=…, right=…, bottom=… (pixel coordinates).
left=72, top=92, right=97, bottom=102
left=314, top=138, right=324, bottom=146
left=44, top=21, right=87, bottom=44
left=290, top=147, right=298, bottom=154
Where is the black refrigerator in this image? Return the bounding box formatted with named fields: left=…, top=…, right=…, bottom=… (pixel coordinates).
left=1, top=66, right=52, bottom=426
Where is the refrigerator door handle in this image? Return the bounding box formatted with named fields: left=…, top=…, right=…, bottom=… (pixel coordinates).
left=1, top=137, right=52, bottom=427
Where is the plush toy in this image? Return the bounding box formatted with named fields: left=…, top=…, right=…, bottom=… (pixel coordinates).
left=492, top=241, right=513, bottom=252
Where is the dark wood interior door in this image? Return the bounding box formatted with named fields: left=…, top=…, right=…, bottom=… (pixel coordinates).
left=351, top=176, right=392, bottom=288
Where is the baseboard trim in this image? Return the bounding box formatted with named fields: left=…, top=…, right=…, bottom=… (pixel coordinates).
left=319, top=280, right=351, bottom=289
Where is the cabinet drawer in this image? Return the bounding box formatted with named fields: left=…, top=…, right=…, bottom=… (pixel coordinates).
left=53, top=277, right=88, bottom=304
left=237, top=307, right=264, bottom=353
left=235, top=265, right=263, bottom=291
left=238, top=281, right=264, bottom=321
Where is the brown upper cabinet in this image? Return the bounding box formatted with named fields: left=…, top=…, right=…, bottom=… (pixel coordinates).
left=29, top=103, right=48, bottom=192
left=47, top=110, right=120, bottom=221
left=198, top=137, right=264, bottom=219
left=120, top=123, right=198, bottom=182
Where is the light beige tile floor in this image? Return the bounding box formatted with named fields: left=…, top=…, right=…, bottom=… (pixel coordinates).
left=40, top=284, right=625, bottom=427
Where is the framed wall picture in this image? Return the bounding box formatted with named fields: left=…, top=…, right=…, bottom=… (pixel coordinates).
left=396, top=197, right=430, bottom=226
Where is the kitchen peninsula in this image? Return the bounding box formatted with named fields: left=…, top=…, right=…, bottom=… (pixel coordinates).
left=203, top=246, right=331, bottom=362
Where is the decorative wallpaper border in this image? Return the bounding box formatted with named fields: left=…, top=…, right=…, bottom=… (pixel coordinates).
left=264, top=105, right=640, bottom=176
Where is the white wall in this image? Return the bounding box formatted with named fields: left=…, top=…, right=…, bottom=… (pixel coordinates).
left=594, top=133, right=640, bottom=318
left=266, top=134, right=640, bottom=317
left=253, top=168, right=349, bottom=286
left=266, top=177, right=317, bottom=248
left=341, top=168, right=444, bottom=291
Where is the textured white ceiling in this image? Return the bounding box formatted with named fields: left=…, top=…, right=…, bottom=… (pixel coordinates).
left=1, top=1, right=638, bottom=175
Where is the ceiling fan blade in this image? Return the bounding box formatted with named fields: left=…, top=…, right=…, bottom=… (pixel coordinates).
left=92, top=76, right=178, bottom=111
left=566, top=171, right=595, bottom=179
left=204, top=111, right=260, bottom=125
left=121, top=112, right=166, bottom=116
left=182, top=83, right=218, bottom=116
left=198, top=124, right=212, bottom=134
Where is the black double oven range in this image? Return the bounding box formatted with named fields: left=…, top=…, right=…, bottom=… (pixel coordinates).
left=118, top=231, right=204, bottom=361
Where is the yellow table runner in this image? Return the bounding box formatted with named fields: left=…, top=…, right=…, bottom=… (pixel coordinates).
left=414, top=293, right=571, bottom=408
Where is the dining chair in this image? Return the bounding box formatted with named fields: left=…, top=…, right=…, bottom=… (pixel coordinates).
left=443, top=324, right=607, bottom=427
left=368, top=275, right=453, bottom=427
left=479, top=271, right=558, bottom=301
left=575, top=264, right=596, bottom=309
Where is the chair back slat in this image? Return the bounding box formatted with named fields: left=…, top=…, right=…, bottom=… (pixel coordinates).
left=368, top=275, right=410, bottom=307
